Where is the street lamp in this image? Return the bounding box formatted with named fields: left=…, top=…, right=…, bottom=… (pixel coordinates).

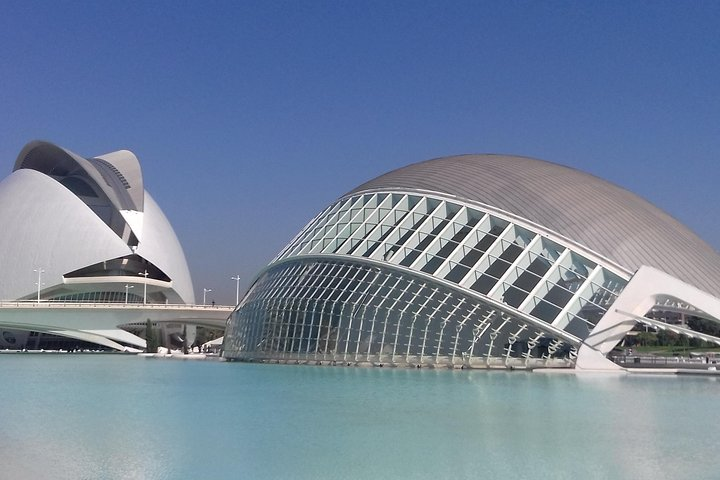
left=231, top=275, right=241, bottom=305
left=138, top=270, right=149, bottom=304
left=203, top=288, right=212, bottom=306
left=124, top=284, right=134, bottom=305
left=33, top=267, right=45, bottom=304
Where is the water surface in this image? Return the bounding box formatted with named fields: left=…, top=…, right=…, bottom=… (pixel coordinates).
left=0, top=355, right=717, bottom=479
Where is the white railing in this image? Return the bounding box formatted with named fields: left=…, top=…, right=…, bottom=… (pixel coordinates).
left=0, top=300, right=234, bottom=310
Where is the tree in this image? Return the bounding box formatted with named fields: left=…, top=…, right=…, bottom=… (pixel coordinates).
left=145, top=319, right=158, bottom=353
left=687, top=317, right=720, bottom=337
left=635, top=332, right=657, bottom=346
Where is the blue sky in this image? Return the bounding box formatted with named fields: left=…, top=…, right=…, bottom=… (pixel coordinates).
left=1, top=1, right=718, bottom=304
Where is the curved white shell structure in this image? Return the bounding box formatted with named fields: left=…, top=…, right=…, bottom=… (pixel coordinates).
left=224, top=154, right=720, bottom=370
left=0, top=141, right=195, bottom=305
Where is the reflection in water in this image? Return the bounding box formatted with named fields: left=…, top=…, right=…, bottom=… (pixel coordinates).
left=0, top=356, right=718, bottom=479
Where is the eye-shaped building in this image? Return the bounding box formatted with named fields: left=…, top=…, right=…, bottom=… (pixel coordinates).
left=223, top=155, right=720, bottom=370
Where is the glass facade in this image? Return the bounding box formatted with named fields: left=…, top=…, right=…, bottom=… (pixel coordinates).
left=48, top=291, right=145, bottom=303
left=224, top=192, right=630, bottom=367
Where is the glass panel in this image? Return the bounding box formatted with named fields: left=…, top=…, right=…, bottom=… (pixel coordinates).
left=469, top=241, right=523, bottom=294
left=400, top=217, right=449, bottom=267
left=444, top=224, right=504, bottom=283
left=529, top=299, right=562, bottom=323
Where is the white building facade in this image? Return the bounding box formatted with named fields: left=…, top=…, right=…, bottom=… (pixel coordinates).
left=0, top=141, right=200, bottom=350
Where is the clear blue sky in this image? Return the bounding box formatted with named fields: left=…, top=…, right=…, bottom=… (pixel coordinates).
left=1, top=1, right=718, bottom=304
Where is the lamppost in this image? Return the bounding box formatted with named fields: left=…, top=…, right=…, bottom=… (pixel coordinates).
left=203, top=288, right=212, bottom=306
left=138, top=270, right=149, bottom=304
left=33, top=267, right=45, bottom=304
left=124, top=284, right=134, bottom=305
left=231, top=275, right=241, bottom=305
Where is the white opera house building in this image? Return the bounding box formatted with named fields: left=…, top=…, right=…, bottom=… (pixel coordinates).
left=223, top=154, right=720, bottom=370
left=0, top=141, right=216, bottom=351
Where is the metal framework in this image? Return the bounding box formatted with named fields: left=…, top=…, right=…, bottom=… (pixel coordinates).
left=224, top=191, right=629, bottom=368
left=223, top=155, right=720, bottom=370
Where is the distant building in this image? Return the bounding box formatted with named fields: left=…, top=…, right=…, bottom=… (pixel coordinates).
left=0, top=141, right=202, bottom=350
left=223, top=154, right=720, bottom=370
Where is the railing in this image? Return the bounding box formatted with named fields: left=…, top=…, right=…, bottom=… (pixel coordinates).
left=0, top=300, right=234, bottom=310
left=227, top=351, right=574, bottom=369
left=611, top=355, right=719, bottom=368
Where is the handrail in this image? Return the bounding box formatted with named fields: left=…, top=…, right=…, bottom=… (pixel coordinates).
left=0, top=300, right=234, bottom=310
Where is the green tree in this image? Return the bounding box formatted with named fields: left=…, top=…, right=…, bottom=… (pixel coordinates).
left=635, top=332, right=657, bottom=346
left=657, top=330, right=678, bottom=347
left=145, top=319, right=158, bottom=353
left=687, top=317, right=720, bottom=337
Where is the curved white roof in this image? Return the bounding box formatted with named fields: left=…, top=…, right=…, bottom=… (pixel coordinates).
left=136, top=192, right=195, bottom=304
left=0, top=169, right=132, bottom=299
left=348, top=154, right=720, bottom=296
left=15, top=141, right=144, bottom=212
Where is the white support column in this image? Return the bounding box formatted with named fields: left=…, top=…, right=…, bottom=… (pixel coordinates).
left=544, top=339, right=564, bottom=364
left=436, top=298, right=465, bottom=364
left=353, top=303, right=372, bottom=361
left=288, top=298, right=307, bottom=355
left=357, top=272, right=393, bottom=361
left=486, top=317, right=510, bottom=365
left=368, top=274, right=404, bottom=362
left=419, top=292, right=448, bottom=364
left=467, top=309, right=495, bottom=363
left=270, top=297, right=291, bottom=354
left=406, top=287, right=439, bottom=363
left=393, top=283, right=423, bottom=363
left=378, top=277, right=412, bottom=363
left=34, top=267, right=45, bottom=304
left=314, top=299, right=329, bottom=358
left=504, top=324, right=527, bottom=367
left=451, top=304, right=479, bottom=364
left=303, top=299, right=319, bottom=355
left=343, top=269, right=377, bottom=362
left=524, top=331, right=544, bottom=367
left=333, top=301, right=350, bottom=361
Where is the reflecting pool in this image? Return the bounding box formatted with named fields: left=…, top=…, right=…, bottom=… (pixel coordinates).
left=0, top=355, right=718, bottom=479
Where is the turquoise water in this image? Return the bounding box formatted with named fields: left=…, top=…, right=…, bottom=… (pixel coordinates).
left=0, top=355, right=718, bottom=480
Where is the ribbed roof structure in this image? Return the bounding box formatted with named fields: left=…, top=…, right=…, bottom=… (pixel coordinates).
left=349, top=154, right=720, bottom=296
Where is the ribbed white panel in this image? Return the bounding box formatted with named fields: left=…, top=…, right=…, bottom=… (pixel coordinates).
left=0, top=169, right=132, bottom=300
left=348, top=154, right=720, bottom=296
left=135, top=192, right=195, bottom=304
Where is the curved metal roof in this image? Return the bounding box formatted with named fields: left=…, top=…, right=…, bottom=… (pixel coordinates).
left=348, top=154, right=720, bottom=296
